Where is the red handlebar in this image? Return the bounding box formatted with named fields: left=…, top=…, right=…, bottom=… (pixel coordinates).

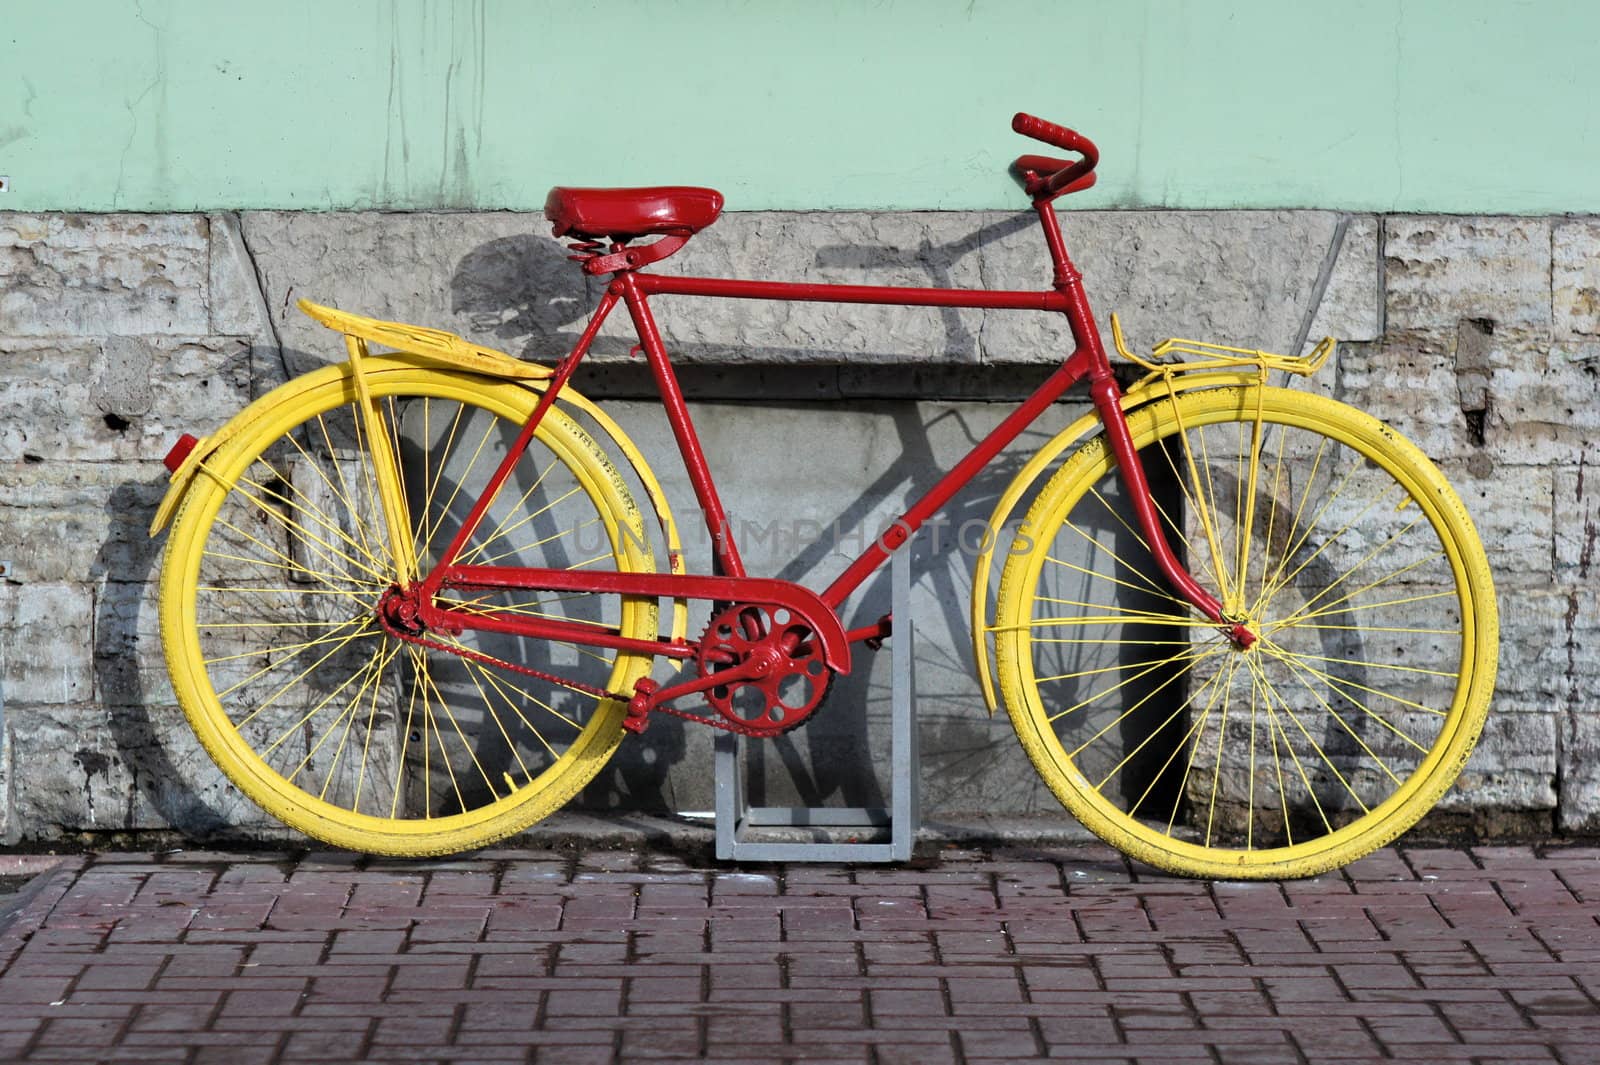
left=1011, top=112, right=1099, bottom=200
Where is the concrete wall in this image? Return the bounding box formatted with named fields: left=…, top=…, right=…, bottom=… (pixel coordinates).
left=0, top=206, right=1593, bottom=843
left=6, top=1, right=1600, bottom=213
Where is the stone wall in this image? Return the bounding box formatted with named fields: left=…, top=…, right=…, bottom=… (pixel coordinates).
left=0, top=208, right=1592, bottom=843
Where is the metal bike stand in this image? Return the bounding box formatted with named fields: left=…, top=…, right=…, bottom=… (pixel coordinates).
left=713, top=542, right=919, bottom=862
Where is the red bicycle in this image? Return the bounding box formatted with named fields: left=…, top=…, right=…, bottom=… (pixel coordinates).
left=152, top=114, right=1497, bottom=878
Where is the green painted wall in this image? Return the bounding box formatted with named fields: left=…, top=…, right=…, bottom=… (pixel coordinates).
left=2, top=0, right=1595, bottom=213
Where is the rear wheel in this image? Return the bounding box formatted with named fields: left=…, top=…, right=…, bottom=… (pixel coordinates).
left=996, top=386, right=1497, bottom=879
left=160, top=361, right=656, bottom=856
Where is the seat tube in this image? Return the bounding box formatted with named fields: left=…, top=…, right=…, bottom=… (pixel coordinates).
left=615, top=273, right=747, bottom=578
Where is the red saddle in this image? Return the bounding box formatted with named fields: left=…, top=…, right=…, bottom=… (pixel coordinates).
left=544, top=186, right=724, bottom=242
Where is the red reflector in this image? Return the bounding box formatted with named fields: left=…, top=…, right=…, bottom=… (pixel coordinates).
left=163, top=433, right=200, bottom=473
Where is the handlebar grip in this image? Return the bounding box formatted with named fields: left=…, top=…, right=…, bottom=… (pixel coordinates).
left=1012, top=112, right=1099, bottom=198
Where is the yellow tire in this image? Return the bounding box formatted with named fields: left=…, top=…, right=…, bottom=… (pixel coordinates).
left=160, top=360, right=656, bottom=856
left=996, top=386, right=1497, bottom=879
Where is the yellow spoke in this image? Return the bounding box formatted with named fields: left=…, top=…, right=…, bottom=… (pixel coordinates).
left=1256, top=436, right=1334, bottom=613
left=1248, top=652, right=1331, bottom=837
left=1254, top=466, right=1395, bottom=617
left=1099, top=655, right=1233, bottom=798
left=1245, top=656, right=1260, bottom=850
left=420, top=416, right=499, bottom=560
left=1083, top=485, right=1199, bottom=601
left=1059, top=643, right=1226, bottom=737
left=1052, top=512, right=1194, bottom=609
left=996, top=613, right=1213, bottom=633
left=1263, top=647, right=1459, bottom=680
left=212, top=511, right=388, bottom=596
left=1252, top=657, right=1295, bottom=846
left=1261, top=641, right=1447, bottom=719
left=392, top=647, right=423, bottom=819
left=565, top=552, right=612, bottom=571
left=199, top=547, right=385, bottom=590
left=1188, top=419, right=1236, bottom=606
left=316, top=641, right=401, bottom=799
left=455, top=658, right=539, bottom=785
left=414, top=660, right=466, bottom=815
left=381, top=395, right=418, bottom=581
left=1247, top=652, right=1367, bottom=818
left=261, top=638, right=390, bottom=764
left=1161, top=657, right=1241, bottom=837
left=1272, top=551, right=1448, bottom=630
left=1151, top=441, right=1228, bottom=592
left=1267, top=572, right=1459, bottom=630
left=472, top=515, right=604, bottom=568
left=1041, top=643, right=1216, bottom=725
left=203, top=624, right=381, bottom=667
left=221, top=614, right=376, bottom=706
left=1263, top=642, right=1429, bottom=760
left=1037, top=649, right=1211, bottom=686
left=305, top=411, right=385, bottom=574
left=1029, top=635, right=1195, bottom=647
left=1274, top=620, right=1462, bottom=636
left=1264, top=646, right=1409, bottom=774
left=351, top=640, right=403, bottom=813
left=1269, top=513, right=1430, bottom=627
left=415, top=399, right=468, bottom=558
left=240, top=457, right=387, bottom=575
left=427, top=669, right=502, bottom=804
left=456, top=457, right=562, bottom=566
left=1256, top=419, right=1291, bottom=609
left=1204, top=653, right=1237, bottom=846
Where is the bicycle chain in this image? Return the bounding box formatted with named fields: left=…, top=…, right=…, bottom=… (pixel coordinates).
left=375, top=606, right=836, bottom=738
left=374, top=611, right=621, bottom=702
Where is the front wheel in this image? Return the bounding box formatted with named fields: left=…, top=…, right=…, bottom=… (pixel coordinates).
left=995, top=386, right=1497, bottom=879
left=159, top=360, right=657, bottom=856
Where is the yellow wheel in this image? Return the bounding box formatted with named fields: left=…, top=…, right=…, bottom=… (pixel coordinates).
left=996, top=386, right=1497, bottom=879
left=159, top=360, right=657, bottom=856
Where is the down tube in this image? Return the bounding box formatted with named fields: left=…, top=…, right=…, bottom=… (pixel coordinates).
left=820, top=351, right=1092, bottom=610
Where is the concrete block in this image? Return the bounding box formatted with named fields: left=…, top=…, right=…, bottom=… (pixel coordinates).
left=1494, top=587, right=1577, bottom=701
left=1554, top=462, right=1598, bottom=574
left=0, top=213, right=210, bottom=337
left=1442, top=707, right=1557, bottom=813
left=0, top=722, right=12, bottom=844
left=0, top=336, right=251, bottom=462
left=4, top=702, right=283, bottom=838
left=1384, top=216, right=1552, bottom=335
left=238, top=211, right=593, bottom=376
left=207, top=211, right=286, bottom=397
left=983, top=210, right=1344, bottom=362
left=0, top=461, right=167, bottom=584
left=0, top=582, right=93, bottom=706
left=1557, top=587, right=1600, bottom=831
left=1336, top=336, right=1476, bottom=460
left=1305, top=214, right=1382, bottom=350
left=1553, top=217, right=1600, bottom=339
left=1481, top=350, right=1600, bottom=467
left=1438, top=462, right=1552, bottom=577
left=650, top=212, right=986, bottom=363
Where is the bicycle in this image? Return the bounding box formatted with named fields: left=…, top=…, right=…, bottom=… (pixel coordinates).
left=150, top=113, right=1498, bottom=879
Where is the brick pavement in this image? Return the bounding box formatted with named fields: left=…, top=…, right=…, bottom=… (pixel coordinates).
left=0, top=844, right=1597, bottom=1064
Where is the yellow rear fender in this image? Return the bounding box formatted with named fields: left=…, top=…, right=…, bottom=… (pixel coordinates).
left=147, top=344, right=688, bottom=644
left=969, top=370, right=1264, bottom=715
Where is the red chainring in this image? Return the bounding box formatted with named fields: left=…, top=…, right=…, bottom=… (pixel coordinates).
left=694, top=602, right=832, bottom=737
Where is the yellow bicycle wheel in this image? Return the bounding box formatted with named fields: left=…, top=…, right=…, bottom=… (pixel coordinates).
left=160, top=360, right=657, bottom=856
left=996, top=385, right=1497, bottom=879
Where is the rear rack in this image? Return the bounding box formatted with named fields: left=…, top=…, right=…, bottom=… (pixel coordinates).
left=1109, top=312, right=1335, bottom=378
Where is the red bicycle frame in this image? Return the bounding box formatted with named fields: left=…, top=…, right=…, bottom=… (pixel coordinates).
left=399, top=119, right=1251, bottom=704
